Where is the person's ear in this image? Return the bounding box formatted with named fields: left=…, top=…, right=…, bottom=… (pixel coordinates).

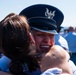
left=29, top=33, right=35, bottom=44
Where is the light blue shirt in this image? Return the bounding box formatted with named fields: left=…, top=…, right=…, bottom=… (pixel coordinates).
left=54, top=34, right=69, bottom=50
left=64, top=32, right=76, bottom=53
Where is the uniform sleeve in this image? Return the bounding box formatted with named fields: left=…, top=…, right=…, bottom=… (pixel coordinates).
left=0, top=56, right=11, bottom=72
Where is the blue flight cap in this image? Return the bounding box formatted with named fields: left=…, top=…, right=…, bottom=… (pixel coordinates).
left=19, top=4, right=64, bottom=34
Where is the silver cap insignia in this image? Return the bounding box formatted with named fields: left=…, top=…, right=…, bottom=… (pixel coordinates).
left=45, top=8, right=56, bottom=19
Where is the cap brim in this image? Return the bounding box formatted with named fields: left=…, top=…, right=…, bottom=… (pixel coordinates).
left=29, top=17, right=58, bottom=34
left=32, top=27, right=58, bottom=34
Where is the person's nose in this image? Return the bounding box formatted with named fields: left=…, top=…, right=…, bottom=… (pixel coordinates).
left=43, top=35, right=51, bottom=43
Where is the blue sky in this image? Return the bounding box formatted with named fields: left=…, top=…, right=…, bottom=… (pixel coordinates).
left=0, top=0, right=76, bottom=27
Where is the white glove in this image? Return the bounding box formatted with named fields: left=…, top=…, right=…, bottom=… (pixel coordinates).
left=41, top=68, right=62, bottom=75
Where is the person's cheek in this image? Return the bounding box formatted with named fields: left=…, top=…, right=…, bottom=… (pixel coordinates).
left=51, top=40, right=55, bottom=46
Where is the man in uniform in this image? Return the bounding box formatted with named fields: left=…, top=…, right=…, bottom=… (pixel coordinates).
left=19, top=4, right=63, bottom=54
left=19, top=4, right=76, bottom=75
